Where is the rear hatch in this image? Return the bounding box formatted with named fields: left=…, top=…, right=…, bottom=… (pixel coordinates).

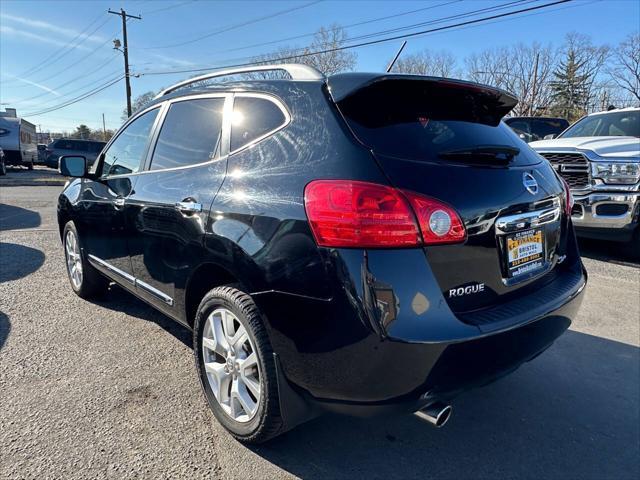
left=329, top=74, right=569, bottom=314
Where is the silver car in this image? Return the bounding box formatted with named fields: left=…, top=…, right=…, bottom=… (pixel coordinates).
left=44, top=138, right=106, bottom=169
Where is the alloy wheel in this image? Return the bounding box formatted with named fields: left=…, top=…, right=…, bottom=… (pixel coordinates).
left=202, top=308, right=261, bottom=423
left=65, top=230, right=83, bottom=289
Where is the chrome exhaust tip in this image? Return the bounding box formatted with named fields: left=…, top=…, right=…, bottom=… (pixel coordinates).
left=414, top=402, right=452, bottom=428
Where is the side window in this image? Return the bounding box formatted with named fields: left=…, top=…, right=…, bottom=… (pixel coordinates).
left=102, top=108, right=159, bottom=177
left=230, top=96, right=287, bottom=152
left=149, top=97, right=225, bottom=171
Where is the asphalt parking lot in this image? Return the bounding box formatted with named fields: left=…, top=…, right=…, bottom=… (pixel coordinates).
left=1, top=183, right=639, bottom=479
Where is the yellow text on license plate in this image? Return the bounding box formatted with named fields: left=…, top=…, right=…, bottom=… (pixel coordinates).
left=507, top=231, right=543, bottom=265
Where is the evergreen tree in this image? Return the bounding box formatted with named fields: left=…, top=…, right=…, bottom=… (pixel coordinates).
left=550, top=49, right=590, bottom=121
left=70, top=124, right=92, bottom=140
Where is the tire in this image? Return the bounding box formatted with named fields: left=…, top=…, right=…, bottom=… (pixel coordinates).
left=27, top=160, right=34, bottom=170
left=194, top=286, right=283, bottom=444
left=62, top=221, right=109, bottom=299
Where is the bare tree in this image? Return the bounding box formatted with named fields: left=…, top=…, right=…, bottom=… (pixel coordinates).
left=464, top=43, right=557, bottom=116
left=249, top=24, right=356, bottom=77
left=121, top=91, right=157, bottom=121
left=607, top=32, right=640, bottom=103
left=390, top=49, right=457, bottom=77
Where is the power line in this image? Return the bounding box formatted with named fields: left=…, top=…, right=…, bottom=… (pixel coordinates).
left=18, top=0, right=576, bottom=118
left=139, top=0, right=533, bottom=73
left=216, top=0, right=464, bottom=58
left=141, top=0, right=569, bottom=77
left=140, top=0, right=324, bottom=49
left=22, top=75, right=125, bottom=117
left=140, top=0, right=196, bottom=15
left=3, top=15, right=112, bottom=86
left=8, top=56, right=120, bottom=105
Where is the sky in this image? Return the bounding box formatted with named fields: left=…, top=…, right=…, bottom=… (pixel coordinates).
left=1, top=0, right=638, bottom=133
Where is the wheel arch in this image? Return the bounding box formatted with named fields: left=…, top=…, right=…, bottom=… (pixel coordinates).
left=184, top=262, right=244, bottom=327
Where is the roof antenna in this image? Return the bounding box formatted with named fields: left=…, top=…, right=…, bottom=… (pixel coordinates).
left=386, top=41, right=407, bottom=73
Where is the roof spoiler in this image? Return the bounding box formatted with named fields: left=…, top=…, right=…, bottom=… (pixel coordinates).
left=327, top=73, right=518, bottom=124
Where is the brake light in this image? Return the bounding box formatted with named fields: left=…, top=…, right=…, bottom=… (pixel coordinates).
left=304, top=180, right=466, bottom=248
left=560, top=177, right=574, bottom=212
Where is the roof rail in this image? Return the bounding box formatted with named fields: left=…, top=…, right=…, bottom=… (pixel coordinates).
left=154, top=64, right=325, bottom=98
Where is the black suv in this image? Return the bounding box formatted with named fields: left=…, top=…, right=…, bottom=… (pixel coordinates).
left=57, top=64, right=586, bottom=443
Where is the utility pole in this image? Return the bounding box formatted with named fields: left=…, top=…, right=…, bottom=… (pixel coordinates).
left=102, top=113, right=107, bottom=141
left=108, top=8, right=141, bottom=118
left=529, top=52, right=539, bottom=116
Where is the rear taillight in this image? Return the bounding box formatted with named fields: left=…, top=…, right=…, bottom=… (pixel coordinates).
left=402, top=191, right=466, bottom=245
left=560, top=177, right=574, bottom=213
left=304, top=180, right=466, bottom=248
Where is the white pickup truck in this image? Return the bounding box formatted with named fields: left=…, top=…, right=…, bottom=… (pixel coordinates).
left=531, top=108, right=640, bottom=252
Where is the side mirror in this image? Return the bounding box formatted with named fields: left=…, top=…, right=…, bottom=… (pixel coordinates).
left=544, top=134, right=556, bottom=140
left=59, top=155, right=87, bottom=177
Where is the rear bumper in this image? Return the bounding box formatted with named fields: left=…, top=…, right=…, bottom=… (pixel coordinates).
left=572, top=191, right=639, bottom=241
left=253, top=248, right=586, bottom=414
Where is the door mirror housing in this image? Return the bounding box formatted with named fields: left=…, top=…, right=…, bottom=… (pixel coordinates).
left=543, top=134, right=556, bottom=140
left=59, top=155, right=87, bottom=177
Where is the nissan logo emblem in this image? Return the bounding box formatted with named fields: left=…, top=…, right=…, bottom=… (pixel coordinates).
left=523, top=172, right=538, bottom=195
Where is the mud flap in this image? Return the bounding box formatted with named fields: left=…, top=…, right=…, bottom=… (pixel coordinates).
left=273, top=352, right=318, bottom=432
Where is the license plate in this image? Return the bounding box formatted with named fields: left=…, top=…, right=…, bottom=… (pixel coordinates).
left=505, top=228, right=545, bottom=278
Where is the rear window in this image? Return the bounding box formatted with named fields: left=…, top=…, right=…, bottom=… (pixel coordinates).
left=57, top=139, right=76, bottom=150
left=230, top=96, right=287, bottom=152
left=337, top=79, right=540, bottom=166
left=530, top=119, right=568, bottom=138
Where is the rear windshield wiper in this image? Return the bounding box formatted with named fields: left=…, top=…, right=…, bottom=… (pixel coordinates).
left=438, top=145, right=520, bottom=164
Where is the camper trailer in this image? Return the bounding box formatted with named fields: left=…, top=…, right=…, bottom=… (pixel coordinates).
left=0, top=111, right=38, bottom=169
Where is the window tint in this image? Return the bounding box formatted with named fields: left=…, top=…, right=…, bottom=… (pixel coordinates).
left=150, top=97, right=225, bottom=171
left=102, top=108, right=159, bottom=177
left=230, top=96, right=287, bottom=151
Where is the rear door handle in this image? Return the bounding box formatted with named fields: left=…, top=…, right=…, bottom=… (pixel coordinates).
left=175, top=201, right=202, bottom=213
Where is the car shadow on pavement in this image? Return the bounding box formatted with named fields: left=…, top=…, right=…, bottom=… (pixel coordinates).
left=0, top=243, right=45, bottom=282
left=0, top=311, right=10, bottom=351
left=94, top=283, right=192, bottom=348
left=250, top=331, right=640, bottom=480
left=0, top=204, right=41, bottom=231
left=578, top=237, right=639, bottom=266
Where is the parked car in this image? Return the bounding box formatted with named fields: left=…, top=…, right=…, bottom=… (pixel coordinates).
left=0, top=115, right=37, bottom=169
left=44, top=138, right=106, bottom=169
left=0, top=147, right=6, bottom=175
left=37, top=143, right=48, bottom=164
left=57, top=65, right=586, bottom=443
left=531, top=107, right=639, bottom=251
left=504, top=116, right=570, bottom=143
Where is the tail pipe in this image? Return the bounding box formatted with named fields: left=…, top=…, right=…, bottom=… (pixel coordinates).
left=414, top=402, right=452, bottom=428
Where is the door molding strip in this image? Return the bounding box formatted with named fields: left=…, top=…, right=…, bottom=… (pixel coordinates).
left=87, top=254, right=174, bottom=306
